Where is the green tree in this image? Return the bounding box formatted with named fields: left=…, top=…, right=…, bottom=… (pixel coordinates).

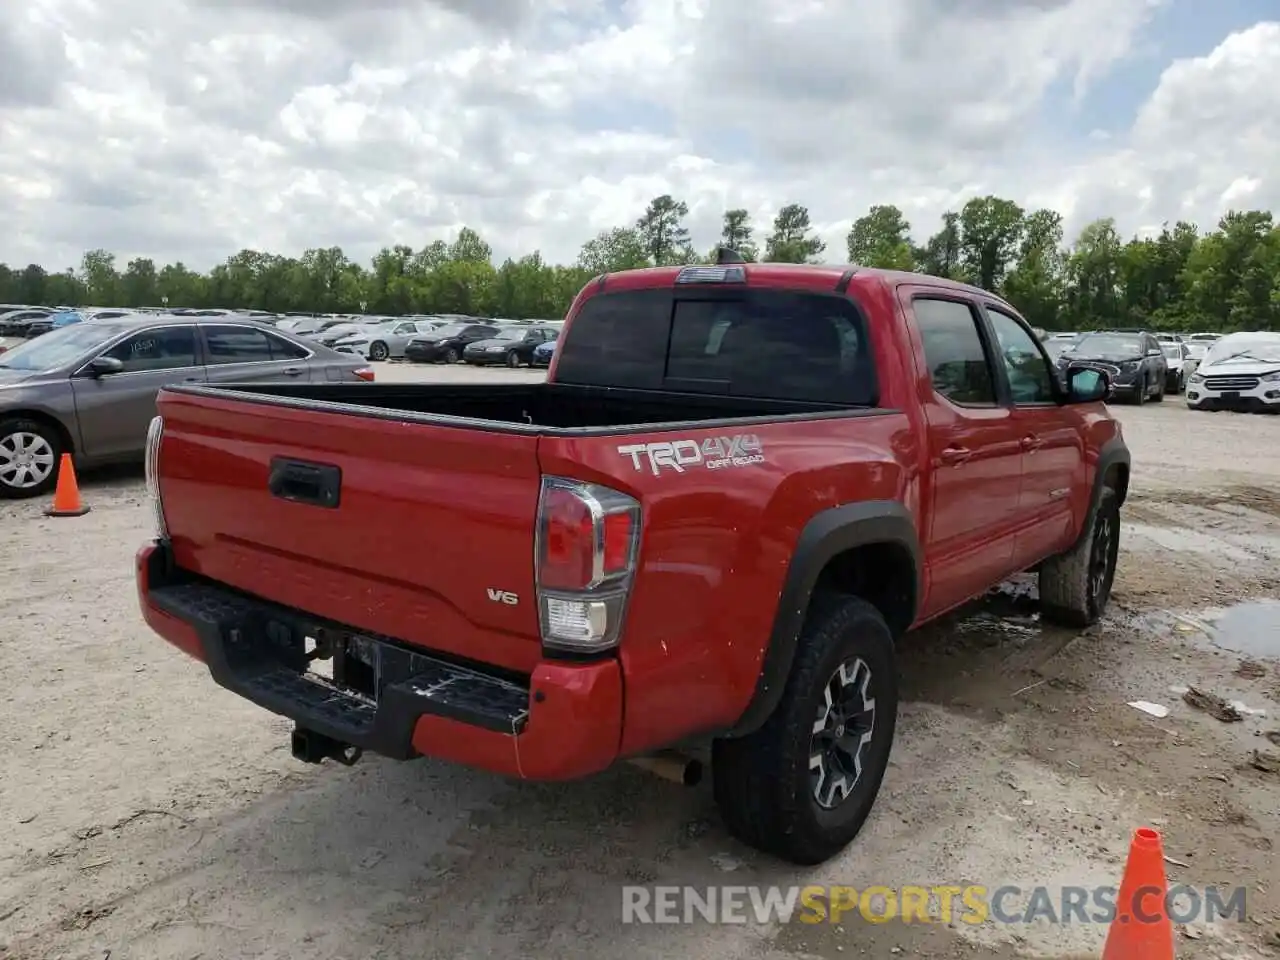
left=635, top=195, right=690, bottom=265
left=719, top=209, right=758, bottom=260
left=1064, top=218, right=1125, bottom=328
left=578, top=227, right=650, bottom=274
left=121, top=257, right=159, bottom=306
left=80, top=249, right=120, bottom=305
left=765, top=203, right=825, bottom=263
left=916, top=211, right=964, bottom=280
left=959, top=196, right=1025, bottom=291
left=846, top=204, right=914, bottom=270
left=1002, top=209, right=1065, bottom=330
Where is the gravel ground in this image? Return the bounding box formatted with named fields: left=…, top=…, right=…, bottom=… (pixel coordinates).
left=1, top=365, right=1278, bottom=960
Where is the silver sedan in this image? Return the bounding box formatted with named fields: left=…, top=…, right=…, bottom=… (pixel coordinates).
left=333, top=318, right=445, bottom=361
left=0, top=314, right=374, bottom=498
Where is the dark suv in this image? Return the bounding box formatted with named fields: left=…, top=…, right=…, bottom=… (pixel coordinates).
left=1055, top=330, right=1167, bottom=404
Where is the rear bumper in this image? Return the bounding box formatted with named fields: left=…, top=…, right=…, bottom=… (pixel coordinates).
left=136, top=541, right=623, bottom=780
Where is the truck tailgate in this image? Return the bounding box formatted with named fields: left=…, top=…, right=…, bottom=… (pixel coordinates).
left=155, top=390, right=544, bottom=674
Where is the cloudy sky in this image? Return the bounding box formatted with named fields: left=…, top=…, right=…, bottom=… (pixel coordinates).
left=1, top=0, right=1276, bottom=272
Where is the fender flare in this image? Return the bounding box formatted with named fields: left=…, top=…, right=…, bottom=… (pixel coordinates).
left=725, top=500, right=922, bottom=737
left=1072, top=436, right=1130, bottom=552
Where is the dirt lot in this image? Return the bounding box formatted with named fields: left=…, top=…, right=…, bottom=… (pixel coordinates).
left=1, top=367, right=1278, bottom=960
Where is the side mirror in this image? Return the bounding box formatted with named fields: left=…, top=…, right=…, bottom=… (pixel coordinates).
left=1065, top=365, right=1110, bottom=403
left=87, top=356, right=124, bottom=377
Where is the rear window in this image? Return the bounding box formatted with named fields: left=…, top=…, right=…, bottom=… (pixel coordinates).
left=555, top=288, right=875, bottom=404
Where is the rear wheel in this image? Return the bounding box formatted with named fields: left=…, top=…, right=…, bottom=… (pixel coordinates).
left=369, top=341, right=389, bottom=361
left=712, top=595, right=897, bottom=865
left=0, top=417, right=62, bottom=500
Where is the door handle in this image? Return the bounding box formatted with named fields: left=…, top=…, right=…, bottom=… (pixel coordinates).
left=282, top=367, right=303, bottom=377
left=940, top=446, right=971, bottom=465
left=1020, top=434, right=1043, bottom=451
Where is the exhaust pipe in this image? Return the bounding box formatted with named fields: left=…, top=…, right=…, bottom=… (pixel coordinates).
left=628, top=749, right=703, bottom=786
left=291, top=726, right=363, bottom=766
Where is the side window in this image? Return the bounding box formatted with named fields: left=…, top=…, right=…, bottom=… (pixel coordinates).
left=986, top=308, right=1056, bottom=404
left=912, top=299, right=997, bottom=406
left=664, top=291, right=875, bottom=404
left=264, top=332, right=309, bottom=360
left=101, top=326, right=198, bottom=372
left=395, top=323, right=416, bottom=334
left=203, top=325, right=306, bottom=364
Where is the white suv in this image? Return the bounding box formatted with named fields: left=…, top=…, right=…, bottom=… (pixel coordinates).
left=1186, top=332, right=1280, bottom=412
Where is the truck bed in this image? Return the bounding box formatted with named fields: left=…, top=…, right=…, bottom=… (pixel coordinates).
left=162, top=381, right=875, bottom=433
left=152, top=380, right=893, bottom=680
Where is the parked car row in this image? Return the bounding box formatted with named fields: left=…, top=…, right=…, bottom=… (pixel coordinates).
left=1042, top=327, right=1277, bottom=413
left=395, top=318, right=562, bottom=368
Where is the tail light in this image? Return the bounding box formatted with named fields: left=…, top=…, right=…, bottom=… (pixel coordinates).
left=535, top=476, right=641, bottom=655
left=144, top=415, right=168, bottom=539
left=353, top=366, right=375, bottom=381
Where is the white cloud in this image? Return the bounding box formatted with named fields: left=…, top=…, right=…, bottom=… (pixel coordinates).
left=0, top=0, right=1276, bottom=273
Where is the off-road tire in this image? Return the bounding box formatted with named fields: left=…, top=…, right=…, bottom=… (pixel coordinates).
left=369, top=341, right=389, bottom=361
left=0, top=416, right=63, bottom=500
left=712, top=595, right=898, bottom=866
left=1038, top=487, right=1120, bottom=628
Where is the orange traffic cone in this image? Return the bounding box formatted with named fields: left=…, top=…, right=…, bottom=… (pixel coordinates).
left=1102, top=826, right=1175, bottom=959
left=44, top=453, right=90, bottom=517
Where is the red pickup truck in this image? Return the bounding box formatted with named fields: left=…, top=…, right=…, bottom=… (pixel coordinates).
left=136, top=252, right=1129, bottom=865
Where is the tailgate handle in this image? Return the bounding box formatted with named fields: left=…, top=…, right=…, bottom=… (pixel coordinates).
left=268, top=458, right=341, bottom=508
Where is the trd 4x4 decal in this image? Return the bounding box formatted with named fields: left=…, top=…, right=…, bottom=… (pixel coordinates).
left=617, top=435, right=764, bottom=475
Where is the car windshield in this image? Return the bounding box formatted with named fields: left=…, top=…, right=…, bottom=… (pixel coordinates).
left=1206, top=337, right=1280, bottom=364
left=493, top=328, right=526, bottom=341
left=0, top=321, right=128, bottom=371
left=429, top=324, right=466, bottom=338
left=1071, top=333, right=1142, bottom=356
left=1161, top=343, right=1183, bottom=359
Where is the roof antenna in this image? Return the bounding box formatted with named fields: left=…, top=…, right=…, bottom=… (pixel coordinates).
left=714, top=246, right=745, bottom=265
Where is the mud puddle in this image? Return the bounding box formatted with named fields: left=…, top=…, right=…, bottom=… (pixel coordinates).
left=1196, top=600, right=1280, bottom=659
left=1137, top=600, right=1280, bottom=661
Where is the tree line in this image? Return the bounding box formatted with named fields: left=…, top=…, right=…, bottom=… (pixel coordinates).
left=2, top=195, right=1277, bottom=332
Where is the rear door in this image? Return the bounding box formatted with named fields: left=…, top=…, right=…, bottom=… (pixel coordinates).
left=199, top=323, right=314, bottom=384
left=900, top=291, right=1024, bottom=616
left=71, top=324, right=206, bottom=459
left=980, top=304, right=1084, bottom=567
